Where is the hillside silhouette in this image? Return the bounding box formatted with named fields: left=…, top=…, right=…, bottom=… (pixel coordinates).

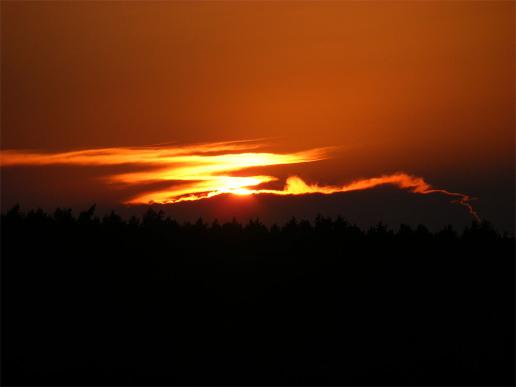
left=1, top=205, right=514, bottom=386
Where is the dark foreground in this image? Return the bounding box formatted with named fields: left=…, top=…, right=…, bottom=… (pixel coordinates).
left=1, top=206, right=514, bottom=386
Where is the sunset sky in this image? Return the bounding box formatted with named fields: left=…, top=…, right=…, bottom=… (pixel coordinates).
left=1, top=1, right=514, bottom=231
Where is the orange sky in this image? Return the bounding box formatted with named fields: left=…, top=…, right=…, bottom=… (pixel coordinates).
left=1, top=1, right=514, bottom=229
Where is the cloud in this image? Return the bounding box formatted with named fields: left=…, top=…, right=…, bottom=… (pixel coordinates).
left=0, top=140, right=479, bottom=221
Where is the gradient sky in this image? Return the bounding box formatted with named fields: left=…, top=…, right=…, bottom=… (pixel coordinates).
left=1, top=1, right=514, bottom=230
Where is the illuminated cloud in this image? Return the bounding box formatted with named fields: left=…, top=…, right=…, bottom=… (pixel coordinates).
left=0, top=140, right=479, bottom=221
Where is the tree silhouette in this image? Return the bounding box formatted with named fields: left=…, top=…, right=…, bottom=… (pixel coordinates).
left=1, top=205, right=514, bottom=386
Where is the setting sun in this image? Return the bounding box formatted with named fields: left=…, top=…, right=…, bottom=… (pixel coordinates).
left=0, top=140, right=479, bottom=220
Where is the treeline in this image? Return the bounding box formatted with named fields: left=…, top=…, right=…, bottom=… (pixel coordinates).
left=1, top=204, right=512, bottom=240
left=1, top=205, right=515, bottom=386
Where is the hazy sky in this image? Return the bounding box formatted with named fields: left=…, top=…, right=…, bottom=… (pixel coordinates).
left=1, top=1, right=514, bottom=230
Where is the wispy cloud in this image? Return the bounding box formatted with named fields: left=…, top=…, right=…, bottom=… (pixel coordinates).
left=0, top=140, right=479, bottom=220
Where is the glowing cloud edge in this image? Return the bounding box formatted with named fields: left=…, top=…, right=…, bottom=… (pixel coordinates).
left=0, top=141, right=480, bottom=221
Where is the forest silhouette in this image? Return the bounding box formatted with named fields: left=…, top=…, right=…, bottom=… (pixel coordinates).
left=1, top=205, right=514, bottom=386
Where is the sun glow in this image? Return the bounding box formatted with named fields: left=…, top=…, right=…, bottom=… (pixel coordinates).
left=0, top=140, right=479, bottom=220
